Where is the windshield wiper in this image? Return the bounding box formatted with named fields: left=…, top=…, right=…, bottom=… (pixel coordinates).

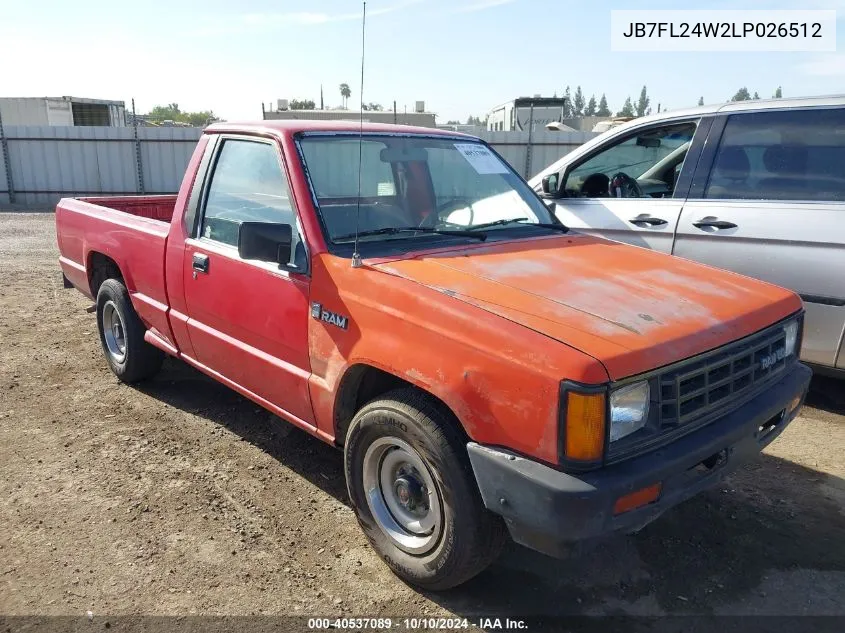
left=467, top=217, right=569, bottom=233
left=333, top=226, right=487, bottom=242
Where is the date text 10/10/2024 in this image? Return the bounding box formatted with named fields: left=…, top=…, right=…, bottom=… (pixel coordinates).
left=307, top=617, right=528, bottom=630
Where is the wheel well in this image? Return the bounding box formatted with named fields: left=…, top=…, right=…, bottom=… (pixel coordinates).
left=87, top=252, right=123, bottom=297
left=334, top=365, right=464, bottom=446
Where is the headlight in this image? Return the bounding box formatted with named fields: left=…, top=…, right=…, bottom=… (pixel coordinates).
left=610, top=381, right=650, bottom=442
left=783, top=320, right=799, bottom=356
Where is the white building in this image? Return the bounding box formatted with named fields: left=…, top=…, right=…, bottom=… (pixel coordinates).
left=0, top=97, right=126, bottom=127
left=487, top=97, right=570, bottom=132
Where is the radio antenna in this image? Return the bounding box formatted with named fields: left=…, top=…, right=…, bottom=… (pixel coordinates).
left=351, top=0, right=367, bottom=269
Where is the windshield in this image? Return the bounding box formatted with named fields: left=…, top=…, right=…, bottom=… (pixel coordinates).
left=298, top=134, right=555, bottom=245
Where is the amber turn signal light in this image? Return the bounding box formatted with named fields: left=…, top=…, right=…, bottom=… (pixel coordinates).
left=565, top=391, right=606, bottom=462
left=613, top=482, right=662, bottom=515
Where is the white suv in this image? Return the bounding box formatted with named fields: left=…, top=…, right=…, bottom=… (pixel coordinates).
left=530, top=95, right=845, bottom=375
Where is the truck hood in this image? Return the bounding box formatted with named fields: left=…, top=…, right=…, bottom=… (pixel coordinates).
left=371, top=234, right=801, bottom=380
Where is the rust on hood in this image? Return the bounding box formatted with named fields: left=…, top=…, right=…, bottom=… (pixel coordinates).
left=373, top=233, right=801, bottom=380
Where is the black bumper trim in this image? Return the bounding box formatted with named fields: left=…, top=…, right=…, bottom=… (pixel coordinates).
left=467, top=362, right=812, bottom=558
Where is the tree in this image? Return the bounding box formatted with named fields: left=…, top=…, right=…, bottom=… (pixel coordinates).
left=184, top=111, right=218, bottom=126
left=361, top=103, right=383, bottom=111
left=339, top=83, right=351, bottom=109
left=697, top=96, right=704, bottom=106
left=446, top=120, right=461, bottom=125
left=774, top=86, right=783, bottom=98
left=562, top=86, right=573, bottom=118
left=596, top=94, right=611, bottom=116
left=584, top=95, right=597, bottom=117
left=146, top=103, right=218, bottom=126
left=573, top=86, right=585, bottom=116
left=731, top=87, right=751, bottom=101
left=617, top=97, right=635, bottom=117
left=289, top=99, right=315, bottom=110
left=635, top=86, right=650, bottom=117
left=149, top=103, right=182, bottom=120
left=466, top=115, right=484, bottom=125
left=753, top=91, right=760, bottom=100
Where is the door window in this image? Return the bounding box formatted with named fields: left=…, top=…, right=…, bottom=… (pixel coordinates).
left=201, top=139, right=299, bottom=249
left=563, top=122, right=697, bottom=199
left=704, top=108, right=845, bottom=201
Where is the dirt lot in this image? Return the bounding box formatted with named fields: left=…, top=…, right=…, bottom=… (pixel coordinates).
left=1, top=212, right=845, bottom=623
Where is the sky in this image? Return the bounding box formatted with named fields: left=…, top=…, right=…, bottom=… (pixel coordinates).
left=2, top=0, right=845, bottom=122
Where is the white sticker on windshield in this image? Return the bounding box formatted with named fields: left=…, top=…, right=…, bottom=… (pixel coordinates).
left=454, top=143, right=509, bottom=174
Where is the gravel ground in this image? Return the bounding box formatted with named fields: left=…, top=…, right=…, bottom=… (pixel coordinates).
left=1, top=212, right=844, bottom=625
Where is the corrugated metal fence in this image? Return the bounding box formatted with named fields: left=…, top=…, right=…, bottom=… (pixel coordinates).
left=482, top=129, right=597, bottom=180
left=0, top=125, right=597, bottom=209
left=0, top=126, right=201, bottom=208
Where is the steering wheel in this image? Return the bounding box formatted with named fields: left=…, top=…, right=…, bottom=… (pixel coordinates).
left=419, top=197, right=475, bottom=228
left=609, top=172, right=643, bottom=198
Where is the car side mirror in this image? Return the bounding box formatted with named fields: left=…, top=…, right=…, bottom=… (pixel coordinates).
left=541, top=173, right=560, bottom=197
left=238, top=222, right=293, bottom=268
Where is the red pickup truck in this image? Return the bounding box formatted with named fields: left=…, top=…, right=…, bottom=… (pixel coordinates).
left=57, top=121, right=811, bottom=589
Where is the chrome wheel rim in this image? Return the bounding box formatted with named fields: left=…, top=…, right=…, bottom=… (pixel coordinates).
left=102, top=301, right=127, bottom=363
left=362, top=437, right=443, bottom=555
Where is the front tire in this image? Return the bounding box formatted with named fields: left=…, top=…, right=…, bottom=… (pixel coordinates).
left=344, top=388, right=505, bottom=590
left=96, top=279, right=164, bottom=383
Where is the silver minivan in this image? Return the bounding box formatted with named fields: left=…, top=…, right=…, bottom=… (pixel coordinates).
left=530, top=96, right=845, bottom=375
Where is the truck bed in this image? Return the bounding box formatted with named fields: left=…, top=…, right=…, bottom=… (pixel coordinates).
left=55, top=195, right=176, bottom=347
left=76, top=195, right=178, bottom=223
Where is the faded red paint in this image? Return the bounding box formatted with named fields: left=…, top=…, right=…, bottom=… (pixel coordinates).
left=371, top=233, right=801, bottom=380
left=56, top=120, right=803, bottom=466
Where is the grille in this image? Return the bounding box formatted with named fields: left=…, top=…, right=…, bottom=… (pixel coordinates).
left=658, top=325, right=789, bottom=427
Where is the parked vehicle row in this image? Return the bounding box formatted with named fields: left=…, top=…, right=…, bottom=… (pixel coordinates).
left=530, top=95, right=845, bottom=376
left=57, top=120, right=810, bottom=589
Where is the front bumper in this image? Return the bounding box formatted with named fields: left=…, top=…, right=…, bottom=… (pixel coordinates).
left=467, top=362, right=812, bottom=558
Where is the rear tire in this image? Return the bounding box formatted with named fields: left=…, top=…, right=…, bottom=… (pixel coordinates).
left=344, top=388, right=505, bottom=590
left=96, top=279, right=164, bottom=383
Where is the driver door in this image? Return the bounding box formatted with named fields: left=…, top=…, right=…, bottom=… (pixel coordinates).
left=182, top=135, right=315, bottom=427
left=549, top=119, right=704, bottom=253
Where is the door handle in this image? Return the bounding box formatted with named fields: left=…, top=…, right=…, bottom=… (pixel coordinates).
left=629, top=215, right=668, bottom=226
left=192, top=253, right=209, bottom=274
left=693, top=219, right=737, bottom=230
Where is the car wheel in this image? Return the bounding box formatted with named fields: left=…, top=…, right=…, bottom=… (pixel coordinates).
left=96, top=278, right=164, bottom=383
left=344, top=388, right=505, bottom=590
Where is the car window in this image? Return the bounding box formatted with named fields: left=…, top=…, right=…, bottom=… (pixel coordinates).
left=299, top=139, right=396, bottom=198
left=298, top=135, right=555, bottom=245
left=426, top=146, right=518, bottom=224
left=563, top=122, right=697, bottom=199
left=704, top=108, right=845, bottom=201
left=201, top=139, right=299, bottom=250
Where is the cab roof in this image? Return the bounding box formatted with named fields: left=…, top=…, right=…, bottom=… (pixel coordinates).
left=205, top=119, right=476, bottom=139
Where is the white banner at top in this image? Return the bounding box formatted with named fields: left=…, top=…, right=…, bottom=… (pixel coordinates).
left=610, top=10, right=836, bottom=52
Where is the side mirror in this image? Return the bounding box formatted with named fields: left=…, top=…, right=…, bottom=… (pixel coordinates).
left=238, top=222, right=293, bottom=267
left=541, top=173, right=560, bottom=197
